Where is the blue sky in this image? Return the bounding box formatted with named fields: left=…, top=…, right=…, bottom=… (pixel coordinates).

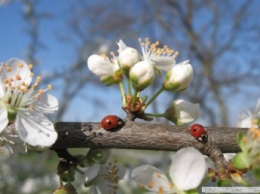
left=0, top=0, right=259, bottom=125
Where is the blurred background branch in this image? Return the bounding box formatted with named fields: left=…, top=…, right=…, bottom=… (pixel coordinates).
left=0, top=0, right=259, bottom=193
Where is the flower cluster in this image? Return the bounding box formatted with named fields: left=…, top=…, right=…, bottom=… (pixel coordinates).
left=238, top=98, right=260, bottom=128
left=87, top=38, right=199, bottom=124
left=233, top=98, right=260, bottom=180
left=0, top=58, right=58, bottom=155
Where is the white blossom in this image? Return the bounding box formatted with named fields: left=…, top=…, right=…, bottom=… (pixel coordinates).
left=238, top=98, right=260, bottom=128
left=163, top=60, right=193, bottom=91
left=130, top=38, right=178, bottom=91
left=87, top=54, right=122, bottom=86
left=117, top=40, right=141, bottom=74
left=164, top=99, right=200, bottom=125
left=85, top=162, right=125, bottom=194
left=0, top=58, right=58, bottom=147
left=132, top=147, right=209, bottom=193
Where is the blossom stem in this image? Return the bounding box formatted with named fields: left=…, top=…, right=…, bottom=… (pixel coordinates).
left=145, top=113, right=166, bottom=117
left=145, top=87, right=165, bottom=109
left=75, top=167, right=84, bottom=175
left=119, top=82, right=126, bottom=106
left=127, top=78, right=132, bottom=95
left=59, top=178, right=64, bottom=186
left=132, top=90, right=139, bottom=106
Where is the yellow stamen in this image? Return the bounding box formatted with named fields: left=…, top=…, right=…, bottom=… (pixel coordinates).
left=6, top=66, right=12, bottom=72
left=156, top=172, right=161, bottom=178
left=28, top=64, right=33, bottom=69
left=36, top=76, right=41, bottom=84
left=18, top=63, right=24, bottom=68
left=4, top=79, right=9, bottom=84
left=250, top=127, right=260, bottom=139
left=48, top=84, right=53, bottom=90
left=38, top=89, right=44, bottom=94
left=158, top=187, right=164, bottom=194
left=30, top=73, right=34, bottom=78
left=29, top=104, right=34, bottom=111
left=32, top=84, right=38, bottom=89
left=139, top=184, right=144, bottom=189
left=15, top=75, right=21, bottom=81
left=147, top=180, right=154, bottom=189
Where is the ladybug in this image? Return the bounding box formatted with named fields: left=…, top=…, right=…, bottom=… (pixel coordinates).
left=190, top=123, right=208, bottom=142
left=101, top=115, right=124, bottom=131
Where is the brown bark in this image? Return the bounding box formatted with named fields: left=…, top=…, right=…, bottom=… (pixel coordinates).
left=44, top=122, right=249, bottom=153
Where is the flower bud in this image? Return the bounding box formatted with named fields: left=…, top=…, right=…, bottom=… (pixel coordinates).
left=164, top=99, right=200, bottom=125
left=86, top=149, right=111, bottom=164
left=53, top=183, right=78, bottom=194
left=119, top=47, right=141, bottom=75
left=163, top=60, right=193, bottom=91
left=87, top=54, right=122, bottom=86
left=129, top=61, right=155, bottom=91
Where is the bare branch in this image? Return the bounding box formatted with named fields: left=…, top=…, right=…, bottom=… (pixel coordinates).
left=27, top=122, right=250, bottom=153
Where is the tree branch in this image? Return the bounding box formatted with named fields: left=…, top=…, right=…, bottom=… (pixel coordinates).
left=36, top=122, right=251, bottom=153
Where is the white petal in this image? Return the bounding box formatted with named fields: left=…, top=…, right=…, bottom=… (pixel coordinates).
left=0, top=146, right=12, bottom=161
left=170, top=147, right=207, bottom=191
left=0, top=83, right=4, bottom=97
left=87, top=55, right=114, bottom=77
left=254, top=98, right=260, bottom=117
left=130, top=61, right=155, bottom=83
left=15, top=110, right=57, bottom=147
left=89, top=186, right=101, bottom=194
left=3, top=58, right=32, bottom=86
left=132, top=165, right=174, bottom=192
left=0, top=109, right=8, bottom=133
left=117, top=39, right=127, bottom=52
left=33, top=93, right=59, bottom=114
left=152, top=56, right=175, bottom=71
left=175, top=99, right=200, bottom=124
left=85, top=163, right=101, bottom=183
left=238, top=117, right=250, bottom=128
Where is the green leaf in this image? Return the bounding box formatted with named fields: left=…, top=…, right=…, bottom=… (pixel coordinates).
left=217, top=179, right=233, bottom=186
left=101, top=76, right=115, bottom=86
left=154, top=66, right=162, bottom=76
left=185, top=189, right=199, bottom=194
left=232, top=153, right=250, bottom=169
left=236, top=133, right=246, bottom=151
left=253, top=166, right=260, bottom=180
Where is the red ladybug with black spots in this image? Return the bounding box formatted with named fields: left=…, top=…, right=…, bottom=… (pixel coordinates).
left=190, top=123, right=208, bottom=142
left=101, top=115, right=124, bottom=131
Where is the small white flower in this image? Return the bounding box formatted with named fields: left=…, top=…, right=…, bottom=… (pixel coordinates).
left=0, top=124, right=27, bottom=155
left=238, top=98, right=260, bottom=128
left=85, top=162, right=125, bottom=194
left=132, top=147, right=208, bottom=193
left=164, top=99, right=200, bottom=125
left=129, top=61, right=155, bottom=91
left=130, top=38, right=178, bottom=91
left=117, top=40, right=141, bottom=74
left=163, top=60, right=193, bottom=91
left=87, top=54, right=122, bottom=86
left=0, top=58, right=58, bottom=147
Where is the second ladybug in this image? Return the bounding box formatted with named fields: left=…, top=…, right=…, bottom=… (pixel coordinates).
left=190, top=123, right=208, bottom=142
left=101, top=115, right=125, bottom=131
